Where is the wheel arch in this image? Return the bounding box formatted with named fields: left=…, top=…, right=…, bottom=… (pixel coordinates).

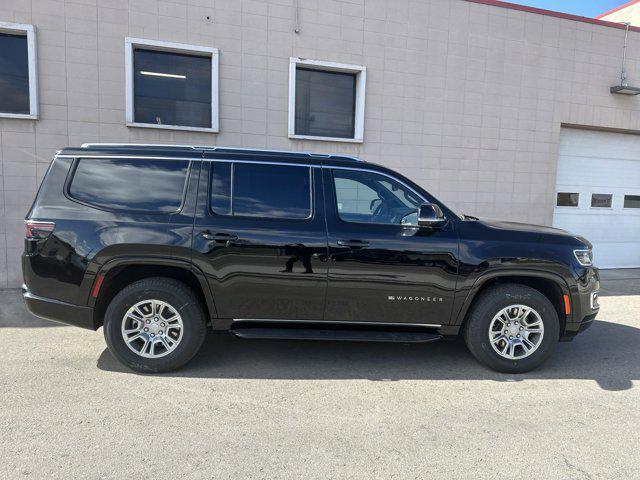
left=454, top=271, right=570, bottom=336
left=89, top=257, right=217, bottom=330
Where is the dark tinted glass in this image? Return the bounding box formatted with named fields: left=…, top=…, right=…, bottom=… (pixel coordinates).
left=556, top=192, right=579, bottom=207
left=591, top=193, right=612, bottom=208
left=210, top=163, right=311, bottom=219
left=624, top=195, right=640, bottom=208
left=133, top=49, right=211, bottom=128
left=210, top=162, right=232, bottom=215
left=295, top=68, right=356, bottom=139
left=69, top=158, right=189, bottom=212
left=234, top=163, right=311, bottom=218
left=0, top=33, right=30, bottom=114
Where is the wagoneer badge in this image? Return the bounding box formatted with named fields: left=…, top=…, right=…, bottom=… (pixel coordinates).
left=388, top=296, right=444, bottom=302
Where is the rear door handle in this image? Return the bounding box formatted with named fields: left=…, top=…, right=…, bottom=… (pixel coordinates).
left=337, top=239, right=370, bottom=249
left=201, top=231, right=238, bottom=243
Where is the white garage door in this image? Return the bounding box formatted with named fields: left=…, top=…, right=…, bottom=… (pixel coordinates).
left=553, top=128, right=640, bottom=269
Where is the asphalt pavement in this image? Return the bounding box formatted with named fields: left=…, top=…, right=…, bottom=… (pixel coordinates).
left=1, top=269, right=639, bottom=479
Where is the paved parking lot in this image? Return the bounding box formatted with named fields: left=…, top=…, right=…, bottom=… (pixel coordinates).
left=1, top=270, right=639, bottom=479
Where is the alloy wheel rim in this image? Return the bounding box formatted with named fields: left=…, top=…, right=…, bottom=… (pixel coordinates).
left=121, top=299, right=184, bottom=358
left=488, top=304, right=544, bottom=360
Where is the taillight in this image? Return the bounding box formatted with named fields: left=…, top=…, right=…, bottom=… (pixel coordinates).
left=25, top=220, right=55, bottom=239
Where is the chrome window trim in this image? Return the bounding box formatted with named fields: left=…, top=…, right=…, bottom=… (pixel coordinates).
left=208, top=160, right=314, bottom=221
left=63, top=156, right=193, bottom=215
left=206, top=161, right=429, bottom=223
left=327, top=165, right=445, bottom=227
left=58, top=154, right=446, bottom=222
left=329, top=165, right=427, bottom=204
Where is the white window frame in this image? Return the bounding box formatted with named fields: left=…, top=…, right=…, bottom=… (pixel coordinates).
left=0, top=22, right=38, bottom=120
left=125, top=37, right=219, bottom=133
left=288, top=57, right=366, bottom=143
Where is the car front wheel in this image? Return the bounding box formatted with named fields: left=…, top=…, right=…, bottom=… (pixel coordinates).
left=464, top=284, right=560, bottom=373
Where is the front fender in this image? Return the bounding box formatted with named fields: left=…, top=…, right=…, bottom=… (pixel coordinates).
left=451, top=267, right=573, bottom=327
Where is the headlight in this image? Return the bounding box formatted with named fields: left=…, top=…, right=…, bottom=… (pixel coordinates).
left=574, top=249, right=593, bottom=266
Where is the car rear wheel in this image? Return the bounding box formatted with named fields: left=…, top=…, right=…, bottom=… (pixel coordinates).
left=103, top=277, right=207, bottom=373
left=464, top=284, right=560, bottom=373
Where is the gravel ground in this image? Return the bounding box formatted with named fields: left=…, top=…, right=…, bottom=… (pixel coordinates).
left=1, top=270, right=639, bottom=479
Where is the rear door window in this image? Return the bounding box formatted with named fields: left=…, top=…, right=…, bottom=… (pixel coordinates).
left=69, top=158, right=190, bottom=213
left=210, top=162, right=312, bottom=219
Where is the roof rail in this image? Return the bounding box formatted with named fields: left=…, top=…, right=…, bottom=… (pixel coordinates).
left=81, top=143, right=195, bottom=149
left=79, top=143, right=365, bottom=162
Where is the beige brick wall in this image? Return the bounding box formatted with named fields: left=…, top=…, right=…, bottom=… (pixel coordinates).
left=2, top=0, right=640, bottom=287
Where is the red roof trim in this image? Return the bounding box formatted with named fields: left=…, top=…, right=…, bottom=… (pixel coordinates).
left=596, top=0, right=640, bottom=19
left=466, top=0, right=640, bottom=33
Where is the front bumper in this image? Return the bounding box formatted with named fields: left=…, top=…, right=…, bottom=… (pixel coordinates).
left=561, top=267, right=600, bottom=340
left=22, top=285, right=95, bottom=330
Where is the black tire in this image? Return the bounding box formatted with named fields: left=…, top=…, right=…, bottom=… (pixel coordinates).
left=103, top=277, right=207, bottom=373
left=464, top=284, right=560, bottom=373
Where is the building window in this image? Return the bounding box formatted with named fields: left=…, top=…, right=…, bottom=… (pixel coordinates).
left=556, top=192, right=579, bottom=207
left=288, top=57, right=366, bottom=143
left=125, top=38, right=219, bottom=132
left=623, top=195, right=640, bottom=209
left=0, top=22, right=38, bottom=119
left=210, top=162, right=312, bottom=220
left=591, top=193, right=612, bottom=208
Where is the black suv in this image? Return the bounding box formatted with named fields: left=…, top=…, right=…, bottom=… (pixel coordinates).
left=22, top=144, right=600, bottom=373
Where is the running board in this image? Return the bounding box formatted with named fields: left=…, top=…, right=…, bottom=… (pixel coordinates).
left=230, top=327, right=442, bottom=343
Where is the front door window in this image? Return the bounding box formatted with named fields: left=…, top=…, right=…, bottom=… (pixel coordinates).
left=332, top=169, right=422, bottom=225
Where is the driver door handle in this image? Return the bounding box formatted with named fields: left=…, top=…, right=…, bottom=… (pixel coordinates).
left=201, top=231, right=238, bottom=243
left=337, top=239, right=370, bottom=249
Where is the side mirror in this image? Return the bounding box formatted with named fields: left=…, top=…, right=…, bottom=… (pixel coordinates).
left=418, top=203, right=445, bottom=227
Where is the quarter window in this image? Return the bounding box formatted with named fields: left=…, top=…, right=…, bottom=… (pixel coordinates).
left=69, top=158, right=189, bottom=213
left=125, top=38, right=219, bottom=132
left=210, top=163, right=312, bottom=219
left=332, top=170, right=422, bottom=225
left=0, top=24, right=37, bottom=119
left=591, top=193, right=612, bottom=208
left=556, top=192, right=579, bottom=207
left=288, top=58, right=366, bottom=142
left=624, top=195, right=640, bottom=208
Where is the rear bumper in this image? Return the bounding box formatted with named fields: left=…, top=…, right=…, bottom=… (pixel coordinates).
left=22, top=285, right=95, bottom=330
